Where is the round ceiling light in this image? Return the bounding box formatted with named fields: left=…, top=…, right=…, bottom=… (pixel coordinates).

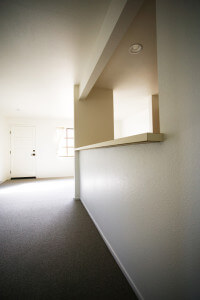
left=129, top=43, right=143, bottom=54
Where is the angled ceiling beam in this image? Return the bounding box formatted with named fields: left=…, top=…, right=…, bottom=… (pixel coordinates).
left=79, top=0, right=144, bottom=100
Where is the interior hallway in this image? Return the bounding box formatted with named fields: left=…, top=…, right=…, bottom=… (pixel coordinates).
left=0, top=178, right=137, bottom=299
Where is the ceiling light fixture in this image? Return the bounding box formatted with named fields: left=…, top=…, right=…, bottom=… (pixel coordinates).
left=129, top=43, right=143, bottom=54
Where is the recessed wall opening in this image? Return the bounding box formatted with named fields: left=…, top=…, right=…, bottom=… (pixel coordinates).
left=113, top=0, right=158, bottom=138
left=96, top=0, right=159, bottom=139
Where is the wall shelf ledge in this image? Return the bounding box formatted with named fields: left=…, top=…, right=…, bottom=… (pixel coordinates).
left=75, top=133, right=164, bottom=151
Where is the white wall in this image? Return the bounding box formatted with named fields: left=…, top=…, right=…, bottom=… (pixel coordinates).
left=121, top=108, right=150, bottom=137
left=114, top=96, right=152, bottom=138
left=157, top=0, right=200, bottom=298
left=114, top=120, right=122, bottom=139
left=7, top=118, right=74, bottom=178
left=0, top=115, right=10, bottom=183
left=78, top=0, right=200, bottom=299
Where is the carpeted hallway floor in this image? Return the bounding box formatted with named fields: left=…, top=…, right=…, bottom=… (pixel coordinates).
left=0, top=178, right=137, bottom=300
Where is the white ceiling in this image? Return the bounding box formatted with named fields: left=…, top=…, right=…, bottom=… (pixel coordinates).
left=0, top=0, right=111, bottom=118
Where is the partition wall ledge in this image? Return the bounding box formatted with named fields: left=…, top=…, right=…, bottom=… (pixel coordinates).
left=75, top=133, right=164, bottom=151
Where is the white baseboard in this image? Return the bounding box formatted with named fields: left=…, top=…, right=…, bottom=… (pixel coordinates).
left=81, top=198, right=144, bottom=300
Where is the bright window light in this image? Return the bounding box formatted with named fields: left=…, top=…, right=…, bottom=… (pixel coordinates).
left=56, top=127, right=74, bottom=157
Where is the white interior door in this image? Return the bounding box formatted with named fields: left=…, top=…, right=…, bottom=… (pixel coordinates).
left=11, top=126, right=36, bottom=178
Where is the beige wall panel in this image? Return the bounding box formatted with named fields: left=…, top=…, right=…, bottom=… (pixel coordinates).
left=152, top=94, right=160, bottom=133
left=74, top=86, right=114, bottom=148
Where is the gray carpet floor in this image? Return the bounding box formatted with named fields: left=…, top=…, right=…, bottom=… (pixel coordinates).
left=0, top=178, right=137, bottom=300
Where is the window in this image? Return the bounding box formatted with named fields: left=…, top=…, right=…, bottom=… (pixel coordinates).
left=56, top=127, right=74, bottom=157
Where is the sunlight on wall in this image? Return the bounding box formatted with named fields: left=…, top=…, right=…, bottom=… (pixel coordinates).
left=114, top=95, right=152, bottom=138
